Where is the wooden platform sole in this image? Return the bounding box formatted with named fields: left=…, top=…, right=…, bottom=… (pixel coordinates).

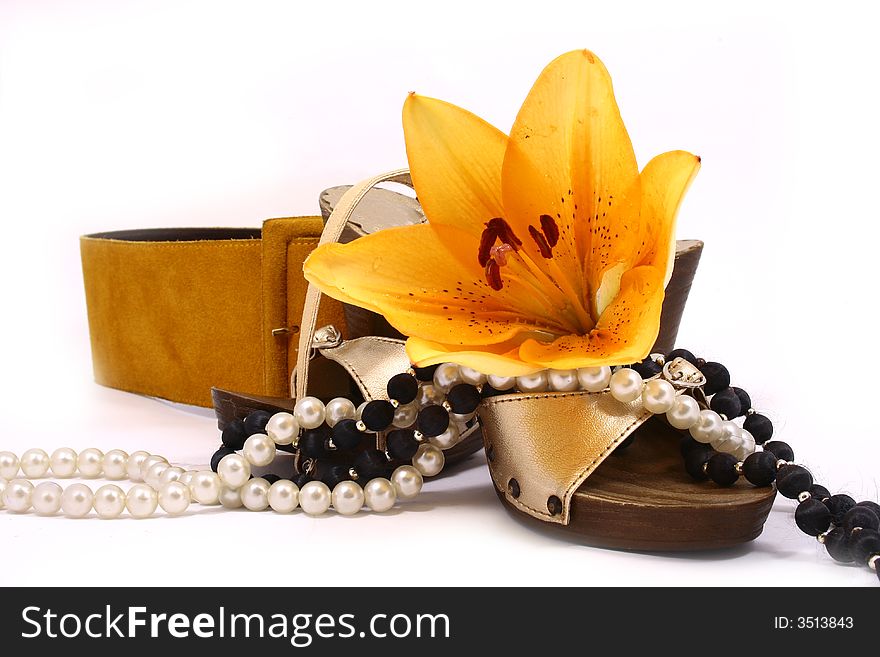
left=494, top=417, right=777, bottom=551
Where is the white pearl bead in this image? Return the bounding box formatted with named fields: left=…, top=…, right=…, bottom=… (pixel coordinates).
left=363, top=477, right=397, bottom=512
left=451, top=411, right=475, bottom=425
left=690, top=409, right=725, bottom=444
left=266, top=412, right=299, bottom=444
left=4, top=479, right=33, bottom=512
left=102, top=449, right=129, bottom=480
left=0, top=478, right=6, bottom=509
left=20, top=448, right=50, bottom=478
left=61, top=483, right=93, bottom=518
left=487, top=374, right=516, bottom=391
left=217, top=454, right=251, bottom=489
left=734, top=429, right=757, bottom=461
left=391, top=465, right=423, bottom=499
left=218, top=486, right=244, bottom=509
left=548, top=369, right=580, bottom=392
left=324, top=399, right=356, bottom=428
left=144, top=461, right=170, bottom=489
left=416, top=383, right=445, bottom=407
left=31, top=481, right=63, bottom=515
left=294, top=396, right=326, bottom=430
left=126, top=450, right=150, bottom=482
left=158, top=481, right=191, bottom=515
left=577, top=366, right=612, bottom=392
left=516, top=371, right=549, bottom=393
left=191, top=471, right=222, bottom=505
left=125, top=484, right=158, bottom=518
left=240, top=478, right=271, bottom=511
left=93, top=484, right=126, bottom=519
left=242, top=433, right=276, bottom=467
left=140, top=455, right=167, bottom=479
left=160, top=466, right=185, bottom=485
left=711, top=420, right=742, bottom=453
left=178, top=470, right=197, bottom=491
left=299, top=481, right=332, bottom=515
left=0, top=451, right=20, bottom=480
left=49, top=448, right=78, bottom=478
left=356, top=401, right=368, bottom=419
left=429, top=422, right=461, bottom=449
left=331, top=480, right=364, bottom=516
left=642, top=379, right=677, bottom=414
left=459, top=366, right=487, bottom=386
left=392, top=402, right=419, bottom=428
left=609, top=368, right=644, bottom=403
left=433, top=363, right=462, bottom=393
left=268, top=480, right=299, bottom=513
left=666, top=395, right=701, bottom=429
left=77, top=448, right=104, bottom=478
left=412, top=444, right=445, bottom=476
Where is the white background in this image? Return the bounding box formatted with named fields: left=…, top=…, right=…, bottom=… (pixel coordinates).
left=1, top=0, right=878, bottom=586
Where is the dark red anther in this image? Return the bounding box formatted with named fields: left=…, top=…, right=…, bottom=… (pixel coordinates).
left=484, top=259, right=503, bottom=291
left=486, top=218, right=522, bottom=249
left=528, top=225, right=553, bottom=259
left=478, top=223, right=498, bottom=267
left=539, top=214, right=560, bottom=247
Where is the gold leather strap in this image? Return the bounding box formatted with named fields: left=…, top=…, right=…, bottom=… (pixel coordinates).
left=293, top=170, right=413, bottom=401
left=80, top=219, right=347, bottom=407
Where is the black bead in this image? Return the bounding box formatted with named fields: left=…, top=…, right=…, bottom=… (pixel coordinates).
left=699, top=361, right=731, bottom=396
left=843, top=507, right=880, bottom=535
left=292, top=473, right=311, bottom=488
left=824, top=527, right=854, bottom=562
left=387, top=373, right=419, bottom=404
left=742, top=451, right=778, bottom=487
left=630, top=357, right=661, bottom=379
left=221, top=419, right=248, bottom=450
left=763, top=441, right=794, bottom=462
left=332, top=419, right=364, bottom=451
left=684, top=448, right=712, bottom=481
left=667, top=348, right=698, bottom=364
left=447, top=384, right=481, bottom=414
left=707, top=452, right=739, bottom=487
left=243, top=410, right=272, bottom=436
left=680, top=436, right=711, bottom=458
left=318, top=463, right=350, bottom=489
left=412, top=364, right=440, bottom=382
left=855, top=501, right=880, bottom=519
left=361, top=400, right=395, bottom=432
left=709, top=388, right=741, bottom=419
left=824, top=494, right=856, bottom=525
left=299, top=429, right=329, bottom=459
left=743, top=414, right=773, bottom=445
left=262, top=474, right=281, bottom=485
left=386, top=429, right=420, bottom=461
left=795, top=498, right=832, bottom=536
left=731, top=387, right=752, bottom=417
left=210, top=446, right=236, bottom=472
left=353, top=449, right=389, bottom=481
left=848, top=529, right=880, bottom=564
left=776, top=465, right=813, bottom=499
left=809, top=484, right=831, bottom=501
left=418, top=404, right=450, bottom=437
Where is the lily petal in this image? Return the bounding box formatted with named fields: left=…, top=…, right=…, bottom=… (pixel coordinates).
left=303, top=223, right=571, bottom=347
left=502, top=49, right=642, bottom=320
left=406, top=336, right=545, bottom=377
left=403, top=93, right=506, bottom=247
left=638, top=150, right=701, bottom=285
left=517, top=265, right=665, bottom=369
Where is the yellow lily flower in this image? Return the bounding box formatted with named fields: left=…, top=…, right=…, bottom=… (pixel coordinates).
left=304, top=50, right=700, bottom=377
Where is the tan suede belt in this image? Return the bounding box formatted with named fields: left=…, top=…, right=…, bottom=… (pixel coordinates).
left=80, top=218, right=347, bottom=408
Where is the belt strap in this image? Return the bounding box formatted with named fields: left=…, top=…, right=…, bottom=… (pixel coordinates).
left=80, top=218, right=347, bottom=407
